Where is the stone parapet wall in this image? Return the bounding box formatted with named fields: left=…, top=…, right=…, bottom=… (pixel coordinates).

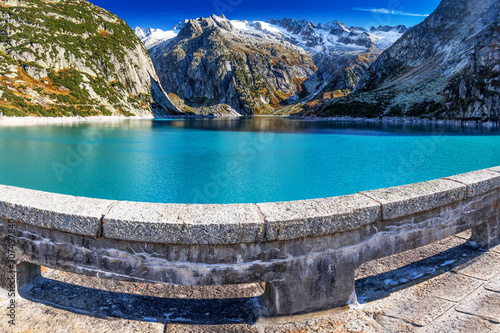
left=0, top=167, right=499, bottom=315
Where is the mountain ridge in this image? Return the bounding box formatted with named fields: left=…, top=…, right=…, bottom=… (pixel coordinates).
left=137, top=18, right=408, bottom=52
left=142, top=15, right=407, bottom=116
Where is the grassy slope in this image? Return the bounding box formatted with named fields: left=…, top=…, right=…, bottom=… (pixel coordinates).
left=0, top=0, right=153, bottom=117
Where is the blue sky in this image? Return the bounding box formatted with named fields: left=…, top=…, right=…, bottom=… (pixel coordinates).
left=90, top=0, right=441, bottom=31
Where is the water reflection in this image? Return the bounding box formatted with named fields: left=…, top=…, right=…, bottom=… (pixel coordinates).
left=154, top=117, right=500, bottom=136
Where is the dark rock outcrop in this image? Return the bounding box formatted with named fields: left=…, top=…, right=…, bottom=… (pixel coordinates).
left=370, top=25, right=409, bottom=34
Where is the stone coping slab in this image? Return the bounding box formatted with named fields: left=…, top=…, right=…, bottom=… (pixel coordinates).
left=489, top=166, right=500, bottom=173
left=444, top=169, right=500, bottom=198
left=256, top=194, right=381, bottom=242
left=0, top=167, right=499, bottom=244
left=0, top=185, right=113, bottom=236
left=103, top=202, right=264, bottom=245
left=360, top=179, right=466, bottom=220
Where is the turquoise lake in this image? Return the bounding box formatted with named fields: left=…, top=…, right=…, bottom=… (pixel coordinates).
left=1, top=117, right=500, bottom=204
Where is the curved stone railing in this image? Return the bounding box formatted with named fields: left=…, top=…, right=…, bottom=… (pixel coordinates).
left=1, top=167, right=499, bottom=316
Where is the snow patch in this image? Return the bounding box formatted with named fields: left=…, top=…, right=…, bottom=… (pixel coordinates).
left=384, top=278, right=399, bottom=286
left=134, top=26, right=180, bottom=49
left=407, top=267, right=436, bottom=280
left=230, top=20, right=253, bottom=31
left=369, top=30, right=404, bottom=49
left=440, top=260, right=455, bottom=267
left=347, top=290, right=363, bottom=310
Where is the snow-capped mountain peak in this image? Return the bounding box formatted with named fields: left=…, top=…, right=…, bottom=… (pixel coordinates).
left=136, top=15, right=408, bottom=53
left=327, top=20, right=350, bottom=34
left=144, top=14, right=413, bottom=116
left=134, top=24, right=185, bottom=49
left=134, top=26, right=146, bottom=39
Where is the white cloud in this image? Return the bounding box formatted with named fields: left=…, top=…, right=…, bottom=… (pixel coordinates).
left=352, top=7, right=429, bottom=17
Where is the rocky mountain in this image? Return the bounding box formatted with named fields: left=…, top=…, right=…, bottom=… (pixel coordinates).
left=305, top=0, right=500, bottom=120
left=0, top=0, right=177, bottom=117
left=145, top=15, right=407, bottom=116
left=370, top=25, right=409, bottom=34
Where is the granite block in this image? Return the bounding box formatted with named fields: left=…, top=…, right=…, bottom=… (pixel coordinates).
left=0, top=185, right=112, bottom=236
left=257, top=194, right=381, bottom=242
left=444, top=169, right=500, bottom=198
left=103, top=202, right=263, bottom=245
left=361, top=179, right=466, bottom=220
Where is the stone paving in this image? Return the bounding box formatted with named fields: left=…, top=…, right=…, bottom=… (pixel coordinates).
left=1, top=233, right=499, bottom=332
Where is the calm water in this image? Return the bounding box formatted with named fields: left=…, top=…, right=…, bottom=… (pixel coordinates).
left=1, top=117, right=500, bottom=204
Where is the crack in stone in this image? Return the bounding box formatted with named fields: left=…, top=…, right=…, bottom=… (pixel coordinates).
left=454, top=308, right=500, bottom=324
left=484, top=286, right=500, bottom=294
left=98, top=201, right=119, bottom=238
left=378, top=314, right=424, bottom=328
left=253, top=204, right=267, bottom=243
left=442, top=178, right=470, bottom=187
left=357, top=192, right=384, bottom=220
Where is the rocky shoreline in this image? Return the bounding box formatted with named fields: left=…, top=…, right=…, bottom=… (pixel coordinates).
left=2, top=114, right=500, bottom=128
left=289, top=115, right=500, bottom=128
left=0, top=115, right=155, bottom=127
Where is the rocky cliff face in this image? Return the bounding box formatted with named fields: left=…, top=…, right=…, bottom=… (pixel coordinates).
left=149, top=16, right=318, bottom=115
left=305, top=0, right=500, bottom=120
left=148, top=15, right=406, bottom=116
left=0, top=0, right=177, bottom=117
left=370, top=25, right=409, bottom=34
